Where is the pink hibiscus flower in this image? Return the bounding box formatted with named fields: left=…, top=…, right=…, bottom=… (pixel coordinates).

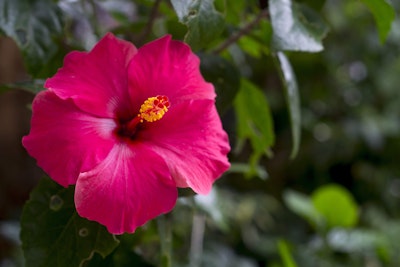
left=22, top=33, right=230, bottom=234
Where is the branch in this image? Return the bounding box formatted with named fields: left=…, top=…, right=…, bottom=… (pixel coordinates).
left=212, top=8, right=269, bottom=54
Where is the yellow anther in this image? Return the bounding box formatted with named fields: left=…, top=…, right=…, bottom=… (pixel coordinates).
left=139, top=95, right=170, bottom=122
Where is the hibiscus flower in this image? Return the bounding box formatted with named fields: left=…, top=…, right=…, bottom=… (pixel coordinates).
left=22, top=33, right=230, bottom=234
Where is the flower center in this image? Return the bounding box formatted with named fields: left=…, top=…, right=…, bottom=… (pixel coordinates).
left=138, top=95, right=170, bottom=122
left=117, top=95, right=170, bottom=139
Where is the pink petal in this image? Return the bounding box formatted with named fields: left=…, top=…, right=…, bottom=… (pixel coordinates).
left=128, top=35, right=215, bottom=110
left=75, top=143, right=177, bottom=234
left=22, top=91, right=116, bottom=187
left=45, top=33, right=137, bottom=118
left=138, top=100, right=230, bottom=195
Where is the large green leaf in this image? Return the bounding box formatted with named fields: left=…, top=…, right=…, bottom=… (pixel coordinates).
left=269, top=0, right=328, bottom=52
left=0, top=0, right=63, bottom=77
left=360, top=0, right=395, bottom=43
left=275, top=52, right=301, bottom=159
left=171, top=0, right=224, bottom=51
left=199, top=53, right=240, bottom=114
left=234, top=79, right=275, bottom=173
left=21, top=177, right=120, bottom=267
left=311, top=184, right=359, bottom=229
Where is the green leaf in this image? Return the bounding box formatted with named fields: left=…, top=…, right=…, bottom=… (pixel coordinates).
left=21, top=177, right=119, bottom=267
left=171, top=0, right=224, bottom=51
left=237, top=19, right=273, bottom=58
left=283, top=190, right=323, bottom=229
left=234, top=79, right=275, bottom=173
left=237, top=35, right=268, bottom=58
left=360, top=0, right=396, bottom=43
left=269, top=0, right=329, bottom=52
left=0, top=79, right=45, bottom=95
left=199, top=53, right=240, bottom=114
left=228, top=162, right=268, bottom=180
left=214, top=0, right=246, bottom=24
left=275, top=52, right=301, bottom=159
left=0, top=0, right=63, bottom=77
left=311, top=184, right=358, bottom=229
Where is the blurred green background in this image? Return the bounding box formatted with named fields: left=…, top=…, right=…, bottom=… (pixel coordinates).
left=0, top=0, right=400, bottom=266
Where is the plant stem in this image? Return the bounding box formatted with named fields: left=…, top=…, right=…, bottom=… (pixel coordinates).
left=189, top=213, right=206, bottom=267
left=157, top=213, right=173, bottom=267
left=212, top=8, right=270, bottom=54
left=136, top=0, right=163, bottom=45
left=86, top=0, right=101, bottom=37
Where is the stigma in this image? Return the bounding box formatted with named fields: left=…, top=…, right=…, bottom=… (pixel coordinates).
left=138, top=95, right=170, bottom=122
